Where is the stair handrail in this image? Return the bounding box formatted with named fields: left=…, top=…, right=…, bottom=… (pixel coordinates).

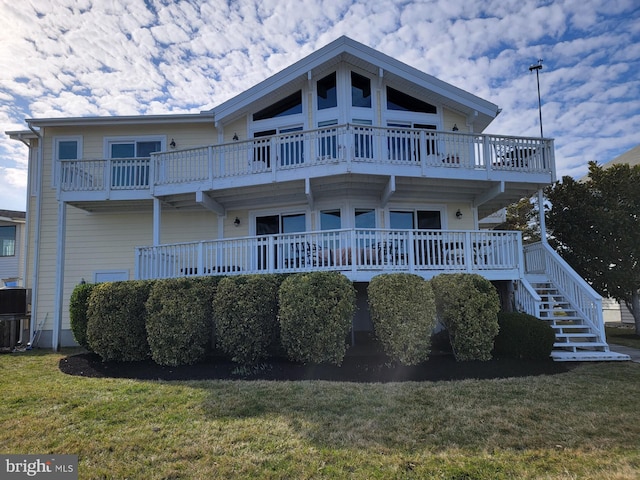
left=525, top=242, right=605, bottom=343
left=514, top=278, right=542, bottom=318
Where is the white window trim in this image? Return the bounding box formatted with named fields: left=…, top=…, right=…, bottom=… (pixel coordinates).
left=52, top=136, right=82, bottom=189
left=249, top=206, right=311, bottom=236
left=385, top=205, right=447, bottom=230
left=103, top=135, right=166, bottom=158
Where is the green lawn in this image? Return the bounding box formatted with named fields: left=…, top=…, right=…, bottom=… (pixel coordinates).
left=606, top=325, right=640, bottom=349
left=1, top=350, right=640, bottom=479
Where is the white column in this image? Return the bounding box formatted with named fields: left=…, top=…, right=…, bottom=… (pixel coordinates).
left=153, top=198, right=161, bottom=246
left=52, top=201, right=67, bottom=351
left=537, top=189, right=547, bottom=244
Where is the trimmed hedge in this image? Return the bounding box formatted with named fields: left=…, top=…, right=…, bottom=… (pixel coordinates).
left=493, top=311, right=556, bottom=360
left=368, top=274, right=437, bottom=365
left=212, top=274, right=283, bottom=365
left=86, top=281, right=154, bottom=362
left=69, top=282, right=99, bottom=351
left=278, top=272, right=356, bottom=365
left=146, top=277, right=220, bottom=366
left=430, top=273, right=500, bottom=361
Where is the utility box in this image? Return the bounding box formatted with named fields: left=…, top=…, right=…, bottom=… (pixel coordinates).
left=0, top=288, right=31, bottom=351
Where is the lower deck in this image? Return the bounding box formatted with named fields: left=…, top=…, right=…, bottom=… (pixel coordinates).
left=135, top=228, right=523, bottom=282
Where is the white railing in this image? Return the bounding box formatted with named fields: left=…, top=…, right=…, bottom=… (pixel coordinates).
left=57, top=127, right=554, bottom=194
left=514, top=279, right=542, bottom=318
left=59, top=157, right=152, bottom=192
left=135, top=229, right=521, bottom=280
left=151, top=125, right=555, bottom=186
left=523, top=242, right=605, bottom=342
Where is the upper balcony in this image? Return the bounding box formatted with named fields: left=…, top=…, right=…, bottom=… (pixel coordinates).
left=57, top=124, right=555, bottom=214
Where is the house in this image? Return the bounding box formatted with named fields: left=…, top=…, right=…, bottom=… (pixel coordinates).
left=6, top=36, right=629, bottom=360
left=0, top=209, right=26, bottom=288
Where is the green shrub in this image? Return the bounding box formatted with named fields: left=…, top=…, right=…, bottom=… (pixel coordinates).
left=69, top=282, right=99, bottom=350
left=86, top=281, right=154, bottom=362
left=212, top=274, right=282, bottom=365
left=279, top=272, right=356, bottom=365
left=494, top=311, right=555, bottom=360
left=430, top=274, right=500, bottom=361
left=146, top=277, right=220, bottom=366
left=368, top=274, right=437, bottom=365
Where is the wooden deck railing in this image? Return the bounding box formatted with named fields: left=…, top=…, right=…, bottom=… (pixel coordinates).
left=57, top=126, right=555, bottom=194
left=135, top=229, right=522, bottom=280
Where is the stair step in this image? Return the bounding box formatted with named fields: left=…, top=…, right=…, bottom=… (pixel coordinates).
left=551, top=351, right=630, bottom=362
left=553, top=341, right=609, bottom=349
left=551, top=321, right=589, bottom=328
left=555, top=333, right=598, bottom=339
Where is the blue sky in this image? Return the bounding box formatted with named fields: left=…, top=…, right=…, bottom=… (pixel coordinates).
left=1, top=0, right=639, bottom=211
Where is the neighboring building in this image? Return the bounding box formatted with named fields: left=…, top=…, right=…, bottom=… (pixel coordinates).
left=6, top=36, right=628, bottom=360
left=0, top=209, right=26, bottom=287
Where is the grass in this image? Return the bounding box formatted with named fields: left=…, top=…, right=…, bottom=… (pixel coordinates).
left=606, top=325, right=640, bottom=349
left=1, top=350, right=640, bottom=479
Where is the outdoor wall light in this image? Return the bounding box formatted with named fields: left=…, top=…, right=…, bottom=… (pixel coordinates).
left=452, top=124, right=459, bottom=131
left=233, top=133, right=239, bottom=141
left=234, top=217, right=241, bottom=227
left=170, top=139, right=176, bottom=148
left=456, top=209, right=462, bottom=219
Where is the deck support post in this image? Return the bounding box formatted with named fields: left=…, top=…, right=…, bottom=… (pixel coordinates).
left=52, top=201, right=67, bottom=351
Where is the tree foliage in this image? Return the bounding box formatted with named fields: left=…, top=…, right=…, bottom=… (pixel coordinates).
left=545, top=161, right=640, bottom=333
left=498, top=196, right=541, bottom=244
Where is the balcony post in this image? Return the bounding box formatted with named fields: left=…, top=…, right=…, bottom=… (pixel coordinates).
left=419, top=130, right=428, bottom=175
left=268, top=236, right=275, bottom=272
left=208, top=146, right=215, bottom=183
left=517, top=232, right=525, bottom=278
left=408, top=230, right=415, bottom=273
left=149, top=153, right=156, bottom=194
left=344, top=124, right=352, bottom=172
left=270, top=137, right=277, bottom=182
left=104, top=159, right=112, bottom=200
left=464, top=231, right=473, bottom=273
left=197, top=241, right=204, bottom=276
left=350, top=228, right=357, bottom=274
left=483, top=135, right=492, bottom=171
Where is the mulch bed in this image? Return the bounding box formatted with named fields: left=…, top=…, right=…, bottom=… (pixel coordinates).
left=59, top=347, right=576, bottom=383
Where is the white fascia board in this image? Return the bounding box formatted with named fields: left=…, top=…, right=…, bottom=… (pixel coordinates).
left=6, top=129, right=38, bottom=139
left=26, top=112, right=214, bottom=128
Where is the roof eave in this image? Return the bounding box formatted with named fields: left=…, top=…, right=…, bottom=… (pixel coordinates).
left=26, top=112, right=214, bottom=128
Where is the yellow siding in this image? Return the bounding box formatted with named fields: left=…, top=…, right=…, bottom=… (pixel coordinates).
left=162, top=210, right=219, bottom=244
left=223, top=118, right=248, bottom=143
left=442, top=108, right=468, bottom=133
left=224, top=210, right=249, bottom=237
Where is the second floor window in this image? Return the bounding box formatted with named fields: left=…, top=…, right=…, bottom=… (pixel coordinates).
left=110, top=140, right=161, bottom=158
left=253, top=91, right=302, bottom=121
left=351, top=72, right=371, bottom=108
left=317, top=72, right=337, bottom=110
left=0, top=226, right=16, bottom=257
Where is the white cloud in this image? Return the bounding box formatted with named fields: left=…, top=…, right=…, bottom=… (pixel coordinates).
left=0, top=0, right=639, bottom=210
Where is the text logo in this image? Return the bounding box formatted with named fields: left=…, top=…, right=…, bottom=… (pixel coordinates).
left=1, top=455, right=78, bottom=479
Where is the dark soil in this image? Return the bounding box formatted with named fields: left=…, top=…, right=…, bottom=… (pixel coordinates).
left=58, top=340, right=575, bottom=383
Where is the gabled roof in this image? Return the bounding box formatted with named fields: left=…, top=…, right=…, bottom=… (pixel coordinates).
left=208, top=36, right=499, bottom=131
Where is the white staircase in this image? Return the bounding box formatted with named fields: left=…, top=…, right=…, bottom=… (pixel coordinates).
left=529, top=279, right=630, bottom=362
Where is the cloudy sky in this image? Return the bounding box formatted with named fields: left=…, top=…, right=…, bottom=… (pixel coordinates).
left=1, top=0, right=639, bottom=211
